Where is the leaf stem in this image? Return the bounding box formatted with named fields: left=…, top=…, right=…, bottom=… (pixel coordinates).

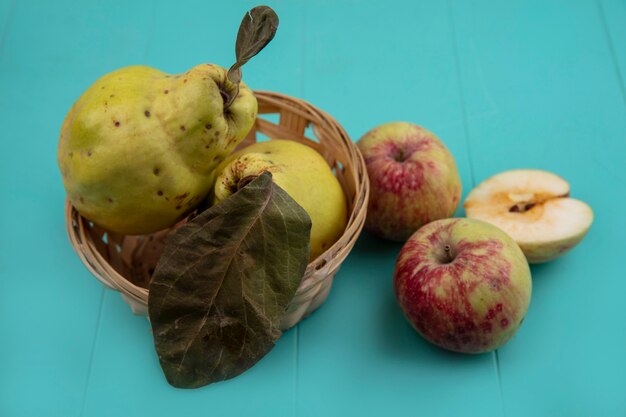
left=224, top=6, right=279, bottom=110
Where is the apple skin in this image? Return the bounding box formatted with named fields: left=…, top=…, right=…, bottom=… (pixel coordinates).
left=520, top=238, right=583, bottom=264
left=357, top=122, right=462, bottom=241
left=394, top=218, right=532, bottom=353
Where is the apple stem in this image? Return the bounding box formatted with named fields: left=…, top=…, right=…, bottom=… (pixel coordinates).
left=394, top=149, right=406, bottom=162
left=443, top=244, right=454, bottom=263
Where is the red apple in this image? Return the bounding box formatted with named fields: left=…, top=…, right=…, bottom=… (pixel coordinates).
left=357, top=122, right=462, bottom=241
left=394, top=218, right=532, bottom=353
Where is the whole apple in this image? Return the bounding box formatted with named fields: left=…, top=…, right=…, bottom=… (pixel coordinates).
left=357, top=122, right=462, bottom=241
left=394, top=218, right=532, bottom=353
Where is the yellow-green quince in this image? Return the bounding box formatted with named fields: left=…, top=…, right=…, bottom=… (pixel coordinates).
left=214, top=140, right=348, bottom=261
left=58, top=64, right=257, bottom=235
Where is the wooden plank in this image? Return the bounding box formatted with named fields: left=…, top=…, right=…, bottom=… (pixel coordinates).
left=80, top=2, right=305, bottom=416
left=0, top=0, right=201, bottom=415
left=81, top=292, right=300, bottom=417
left=0, top=0, right=132, bottom=414
left=0, top=0, right=15, bottom=51
left=451, top=0, right=626, bottom=415
left=600, top=0, right=626, bottom=107
left=296, top=1, right=502, bottom=416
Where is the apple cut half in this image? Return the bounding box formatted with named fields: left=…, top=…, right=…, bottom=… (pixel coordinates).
left=463, top=169, right=593, bottom=263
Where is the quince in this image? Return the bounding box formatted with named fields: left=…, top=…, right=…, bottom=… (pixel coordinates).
left=58, top=64, right=257, bottom=234
left=214, top=140, right=348, bottom=260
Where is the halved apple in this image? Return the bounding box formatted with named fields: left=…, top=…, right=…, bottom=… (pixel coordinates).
left=463, top=169, right=593, bottom=263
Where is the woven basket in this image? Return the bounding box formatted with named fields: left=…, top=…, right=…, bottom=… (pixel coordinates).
left=65, top=91, right=369, bottom=330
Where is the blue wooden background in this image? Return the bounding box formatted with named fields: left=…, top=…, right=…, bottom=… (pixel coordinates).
left=1, top=1, right=625, bottom=416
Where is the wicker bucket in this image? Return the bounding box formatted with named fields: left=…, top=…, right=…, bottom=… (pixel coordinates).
left=65, top=90, right=369, bottom=330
